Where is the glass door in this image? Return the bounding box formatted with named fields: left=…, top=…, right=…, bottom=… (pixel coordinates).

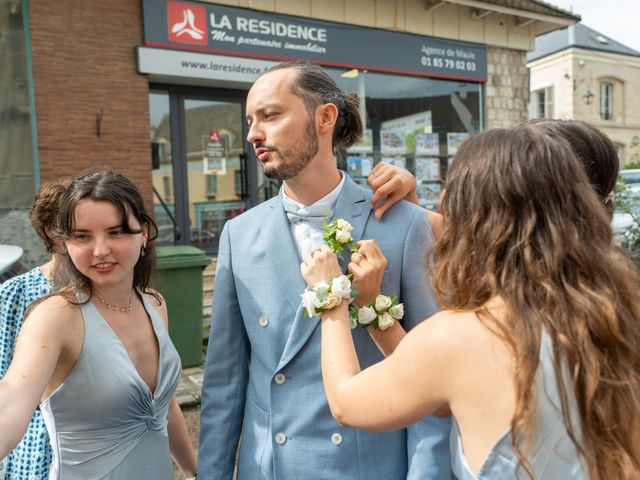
left=182, top=96, right=248, bottom=252
left=149, top=86, right=278, bottom=254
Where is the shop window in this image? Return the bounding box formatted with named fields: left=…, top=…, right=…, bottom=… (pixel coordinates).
left=600, top=82, right=613, bottom=121
left=533, top=87, right=553, bottom=119
left=329, top=69, right=482, bottom=210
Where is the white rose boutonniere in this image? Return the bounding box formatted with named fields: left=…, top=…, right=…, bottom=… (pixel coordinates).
left=302, top=274, right=355, bottom=318
left=322, top=218, right=358, bottom=254
left=349, top=294, right=404, bottom=330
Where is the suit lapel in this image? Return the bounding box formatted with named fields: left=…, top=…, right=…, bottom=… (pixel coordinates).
left=277, top=175, right=371, bottom=370
left=262, top=194, right=307, bottom=314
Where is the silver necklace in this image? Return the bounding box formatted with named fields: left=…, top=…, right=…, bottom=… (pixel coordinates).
left=95, top=292, right=133, bottom=313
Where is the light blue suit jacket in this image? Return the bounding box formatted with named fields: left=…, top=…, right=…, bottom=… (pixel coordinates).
left=199, top=175, right=452, bottom=479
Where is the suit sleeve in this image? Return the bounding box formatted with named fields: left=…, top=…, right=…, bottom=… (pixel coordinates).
left=198, top=223, right=250, bottom=479
left=400, top=209, right=454, bottom=480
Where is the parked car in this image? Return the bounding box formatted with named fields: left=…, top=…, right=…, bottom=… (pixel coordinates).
left=619, top=169, right=640, bottom=194
left=191, top=228, right=216, bottom=244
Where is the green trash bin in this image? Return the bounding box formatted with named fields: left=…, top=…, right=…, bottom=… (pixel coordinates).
left=155, top=245, right=210, bottom=367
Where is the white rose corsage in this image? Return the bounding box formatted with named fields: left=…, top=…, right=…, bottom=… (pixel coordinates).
left=322, top=218, right=358, bottom=254
left=349, top=294, right=404, bottom=330
left=302, top=274, right=356, bottom=318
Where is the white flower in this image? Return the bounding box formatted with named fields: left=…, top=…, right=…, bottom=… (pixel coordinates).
left=374, top=294, right=392, bottom=312
left=349, top=315, right=358, bottom=329
left=323, top=292, right=341, bottom=310
left=313, top=281, right=329, bottom=293
left=388, top=303, right=404, bottom=320
left=301, top=290, right=318, bottom=317
left=335, top=228, right=352, bottom=244
left=331, top=275, right=352, bottom=299
left=378, top=311, right=395, bottom=330
left=336, top=219, right=353, bottom=232
left=357, top=306, right=377, bottom=325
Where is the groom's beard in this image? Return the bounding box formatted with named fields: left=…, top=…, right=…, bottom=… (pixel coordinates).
left=261, top=118, right=319, bottom=180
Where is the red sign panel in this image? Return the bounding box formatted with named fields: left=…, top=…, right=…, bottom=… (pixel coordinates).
left=167, top=1, right=207, bottom=45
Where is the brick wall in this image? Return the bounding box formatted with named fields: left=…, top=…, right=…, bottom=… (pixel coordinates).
left=485, top=46, right=529, bottom=129
left=28, top=0, right=153, bottom=205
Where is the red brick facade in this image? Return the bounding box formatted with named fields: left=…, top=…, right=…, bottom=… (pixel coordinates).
left=28, top=0, right=153, bottom=205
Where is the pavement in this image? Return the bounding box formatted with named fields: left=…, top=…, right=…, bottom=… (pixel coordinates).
left=176, top=366, right=204, bottom=408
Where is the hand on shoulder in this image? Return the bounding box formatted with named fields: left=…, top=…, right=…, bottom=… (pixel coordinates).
left=368, top=162, right=418, bottom=220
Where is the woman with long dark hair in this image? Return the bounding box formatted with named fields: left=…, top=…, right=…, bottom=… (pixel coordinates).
left=0, top=170, right=197, bottom=479
left=302, top=126, right=640, bottom=479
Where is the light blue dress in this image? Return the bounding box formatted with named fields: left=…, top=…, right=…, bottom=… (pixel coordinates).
left=0, top=267, right=52, bottom=479
left=450, top=333, right=588, bottom=479
left=40, top=294, right=181, bottom=480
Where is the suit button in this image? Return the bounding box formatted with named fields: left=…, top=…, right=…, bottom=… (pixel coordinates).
left=275, top=432, right=287, bottom=445
left=331, top=433, right=343, bottom=445
left=274, top=373, right=286, bottom=384
left=258, top=315, right=269, bottom=327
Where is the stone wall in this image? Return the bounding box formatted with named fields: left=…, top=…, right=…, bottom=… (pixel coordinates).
left=485, top=47, right=529, bottom=129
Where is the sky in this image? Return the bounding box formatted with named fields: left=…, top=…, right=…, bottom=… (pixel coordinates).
left=545, top=0, right=640, bottom=52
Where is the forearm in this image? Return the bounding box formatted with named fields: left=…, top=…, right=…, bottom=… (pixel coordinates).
left=0, top=381, right=34, bottom=458
left=167, top=396, right=197, bottom=476
left=368, top=322, right=407, bottom=357
left=320, top=303, right=362, bottom=425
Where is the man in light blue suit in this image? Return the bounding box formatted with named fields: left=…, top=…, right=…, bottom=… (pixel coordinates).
left=198, top=60, right=451, bottom=479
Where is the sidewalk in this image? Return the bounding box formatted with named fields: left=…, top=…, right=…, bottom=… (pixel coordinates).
left=176, top=366, right=204, bottom=408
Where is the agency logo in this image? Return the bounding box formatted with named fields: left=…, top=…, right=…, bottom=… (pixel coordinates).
left=168, top=1, right=207, bottom=45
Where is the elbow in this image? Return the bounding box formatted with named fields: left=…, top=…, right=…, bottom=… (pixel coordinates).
left=327, top=398, right=355, bottom=428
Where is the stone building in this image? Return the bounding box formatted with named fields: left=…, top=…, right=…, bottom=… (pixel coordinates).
left=528, top=22, right=640, bottom=164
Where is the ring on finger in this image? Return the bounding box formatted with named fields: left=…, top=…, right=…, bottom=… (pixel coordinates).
left=352, top=253, right=364, bottom=265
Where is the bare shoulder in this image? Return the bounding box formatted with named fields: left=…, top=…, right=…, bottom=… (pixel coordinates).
left=141, top=289, right=168, bottom=326
left=401, top=310, right=488, bottom=359
left=24, top=294, right=83, bottom=337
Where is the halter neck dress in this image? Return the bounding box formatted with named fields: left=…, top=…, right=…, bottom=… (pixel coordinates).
left=40, top=294, right=182, bottom=480
left=450, top=333, right=588, bottom=479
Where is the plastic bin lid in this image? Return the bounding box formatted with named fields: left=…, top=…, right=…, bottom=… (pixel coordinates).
left=155, top=245, right=210, bottom=269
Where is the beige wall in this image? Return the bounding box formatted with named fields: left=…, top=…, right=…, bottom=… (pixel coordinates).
left=528, top=48, right=640, bottom=164
left=204, top=0, right=563, bottom=52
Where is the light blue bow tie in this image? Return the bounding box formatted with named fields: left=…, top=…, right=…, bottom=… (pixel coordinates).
left=282, top=197, right=332, bottom=228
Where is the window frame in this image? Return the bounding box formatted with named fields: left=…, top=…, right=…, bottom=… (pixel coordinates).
left=600, top=82, right=613, bottom=121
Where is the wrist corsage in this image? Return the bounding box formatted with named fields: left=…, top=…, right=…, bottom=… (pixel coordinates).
left=302, top=274, right=356, bottom=318
left=349, top=294, right=404, bottom=330
left=322, top=218, right=358, bottom=253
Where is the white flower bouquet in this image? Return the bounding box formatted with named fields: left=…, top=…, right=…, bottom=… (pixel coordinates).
left=349, top=294, right=404, bottom=330
left=302, top=274, right=356, bottom=318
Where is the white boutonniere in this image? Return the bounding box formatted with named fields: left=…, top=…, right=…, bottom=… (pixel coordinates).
left=349, top=294, right=403, bottom=330
left=322, top=218, right=358, bottom=254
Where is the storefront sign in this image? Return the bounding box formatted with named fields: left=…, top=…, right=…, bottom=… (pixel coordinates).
left=143, top=0, right=487, bottom=82
left=203, top=130, right=228, bottom=175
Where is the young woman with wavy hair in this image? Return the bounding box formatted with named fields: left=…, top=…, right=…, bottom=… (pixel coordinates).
left=301, top=126, right=640, bottom=479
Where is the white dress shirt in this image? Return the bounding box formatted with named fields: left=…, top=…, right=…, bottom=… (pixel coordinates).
left=283, top=172, right=346, bottom=260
